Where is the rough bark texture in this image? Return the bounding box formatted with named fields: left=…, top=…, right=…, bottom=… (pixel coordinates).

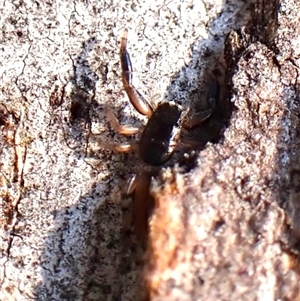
left=0, top=0, right=300, bottom=301
left=146, top=0, right=300, bottom=300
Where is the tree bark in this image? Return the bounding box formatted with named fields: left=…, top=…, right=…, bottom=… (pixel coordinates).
left=0, top=0, right=299, bottom=301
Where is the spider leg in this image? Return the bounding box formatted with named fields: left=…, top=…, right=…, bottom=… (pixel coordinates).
left=120, top=30, right=153, bottom=117
left=181, top=79, right=220, bottom=129
left=181, top=108, right=213, bottom=129
left=105, top=107, right=143, bottom=135
left=90, top=131, right=138, bottom=153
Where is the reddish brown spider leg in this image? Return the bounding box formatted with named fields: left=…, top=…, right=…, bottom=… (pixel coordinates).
left=90, top=132, right=138, bottom=153
left=120, top=193, right=133, bottom=237
left=124, top=174, right=137, bottom=195
left=181, top=79, right=220, bottom=129
left=120, top=30, right=153, bottom=117
left=181, top=109, right=213, bottom=129
left=105, top=107, right=143, bottom=135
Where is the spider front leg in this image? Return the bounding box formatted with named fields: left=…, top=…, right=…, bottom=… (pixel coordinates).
left=120, top=30, right=154, bottom=117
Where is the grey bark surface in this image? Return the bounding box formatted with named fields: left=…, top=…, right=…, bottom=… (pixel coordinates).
left=0, top=0, right=300, bottom=301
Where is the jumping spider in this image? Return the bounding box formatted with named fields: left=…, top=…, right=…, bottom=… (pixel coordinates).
left=105, top=30, right=220, bottom=245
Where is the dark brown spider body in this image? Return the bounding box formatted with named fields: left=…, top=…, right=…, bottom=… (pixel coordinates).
left=139, top=102, right=182, bottom=166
